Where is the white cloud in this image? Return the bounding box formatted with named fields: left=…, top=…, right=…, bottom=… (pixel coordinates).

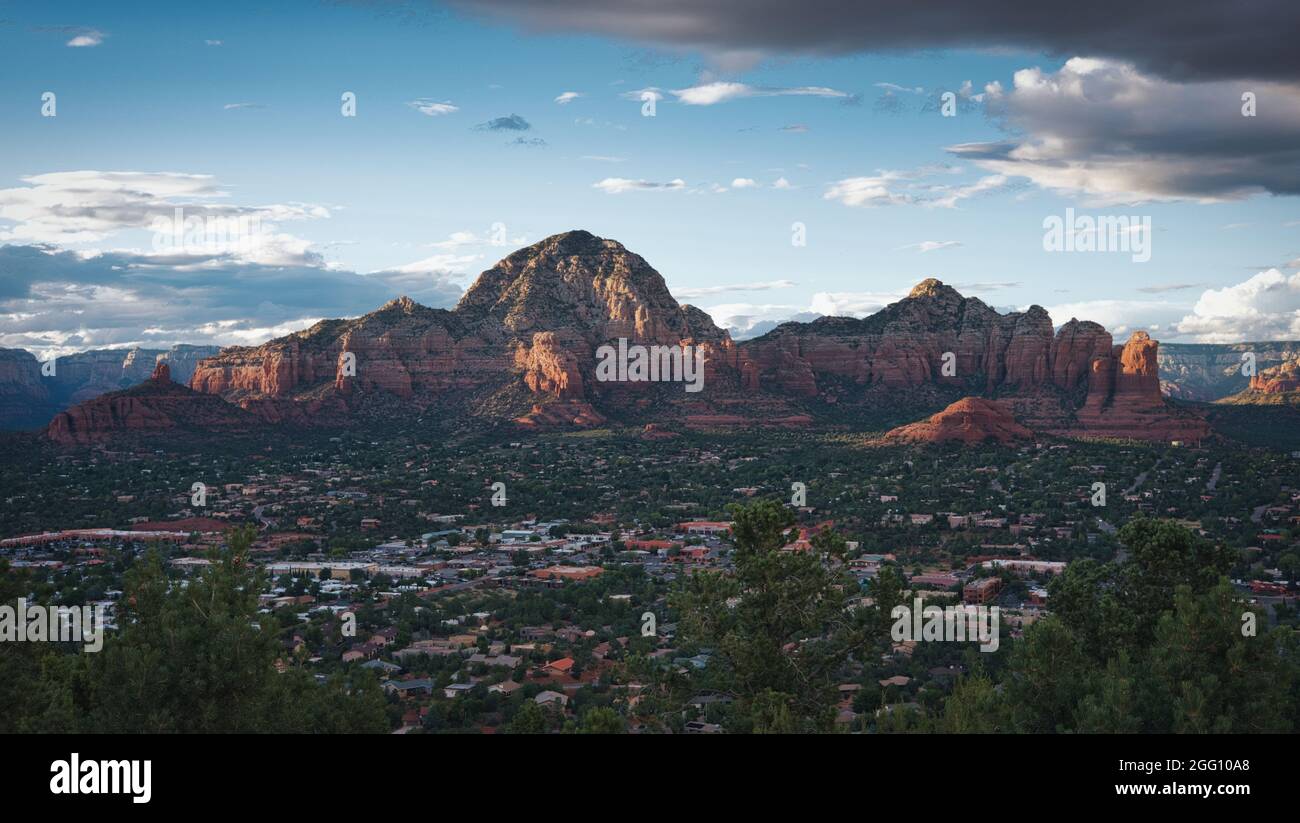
left=621, top=87, right=664, bottom=103
left=407, top=99, right=459, bottom=116
left=0, top=244, right=465, bottom=357
left=731, top=177, right=757, bottom=189
left=697, top=302, right=818, bottom=339
left=825, top=166, right=1006, bottom=209
left=823, top=171, right=914, bottom=207
left=671, top=81, right=853, bottom=106
left=1175, top=269, right=1300, bottom=341
left=0, top=171, right=327, bottom=247
left=875, top=82, right=925, bottom=95
left=901, top=240, right=962, bottom=253
left=929, top=174, right=1006, bottom=208
left=773, top=177, right=793, bottom=189
left=554, top=91, right=584, bottom=104
left=1039, top=298, right=1187, bottom=338
left=592, top=177, right=686, bottom=193
left=810, top=289, right=909, bottom=317
left=387, top=253, right=482, bottom=273
left=673, top=279, right=796, bottom=298
left=66, top=30, right=104, bottom=47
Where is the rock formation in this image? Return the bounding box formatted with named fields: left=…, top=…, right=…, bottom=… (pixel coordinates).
left=45, top=361, right=256, bottom=445
left=32, top=230, right=1213, bottom=444
left=739, top=280, right=1105, bottom=398
left=1249, top=359, right=1300, bottom=394
left=0, top=348, right=54, bottom=430
left=1217, top=358, right=1300, bottom=406
left=1070, top=332, right=1211, bottom=441
left=188, top=231, right=740, bottom=428
left=1159, top=342, right=1300, bottom=401
left=883, top=397, right=1034, bottom=444
left=0, top=344, right=218, bottom=430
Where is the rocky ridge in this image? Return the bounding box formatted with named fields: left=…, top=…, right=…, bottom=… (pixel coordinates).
left=42, top=231, right=1213, bottom=444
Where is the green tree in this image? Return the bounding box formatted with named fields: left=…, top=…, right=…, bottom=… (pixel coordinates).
left=579, top=706, right=625, bottom=734
left=671, top=500, right=860, bottom=732
left=509, top=699, right=547, bottom=734
left=83, top=526, right=388, bottom=733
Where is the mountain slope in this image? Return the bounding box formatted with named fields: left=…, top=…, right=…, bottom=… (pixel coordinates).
left=45, top=363, right=258, bottom=445
left=0, top=344, right=219, bottom=430
left=1159, top=342, right=1300, bottom=401
left=39, top=230, right=1210, bottom=444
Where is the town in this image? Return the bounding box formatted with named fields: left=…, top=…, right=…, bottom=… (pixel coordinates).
left=3, top=425, right=1296, bottom=733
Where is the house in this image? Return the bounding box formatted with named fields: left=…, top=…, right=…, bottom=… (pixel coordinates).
left=468, top=652, right=523, bottom=669
left=489, top=680, right=523, bottom=695
left=535, top=690, right=569, bottom=708
left=684, top=720, right=723, bottom=734
left=443, top=682, right=475, bottom=699
left=544, top=657, right=575, bottom=675
left=383, top=678, right=434, bottom=697
left=685, top=692, right=733, bottom=709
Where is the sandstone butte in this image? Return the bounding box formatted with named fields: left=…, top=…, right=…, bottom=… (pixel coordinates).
left=883, top=397, right=1033, bottom=444
left=1248, top=359, right=1300, bottom=394
left=44, top=230, right=1211, bottom=445
left=45, top=362, right=255, bottom=445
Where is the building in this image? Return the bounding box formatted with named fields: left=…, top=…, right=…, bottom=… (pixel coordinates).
left=675, top=521, right=732, bottom=536
left=265, top=561, right=376, bottom=580
left=528, top=565, right=603, bottom=582
left=963, top=577, right=1002, bottom=604
left=910, top=573, right=959, bottom=589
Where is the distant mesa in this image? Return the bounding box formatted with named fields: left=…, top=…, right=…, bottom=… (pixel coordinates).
left=1216, top=357, right=1300, bottom=406
left=1248, top=358, right=1300, bottom=395
left=883, top=397, right=1033, bottom=445
left=1159, top=342, right=1300, bottom=402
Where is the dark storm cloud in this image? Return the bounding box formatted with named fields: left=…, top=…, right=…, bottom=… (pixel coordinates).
left=947, top=60, right=1300, bottom=202
left=449, top=0, right=1300, bottom=82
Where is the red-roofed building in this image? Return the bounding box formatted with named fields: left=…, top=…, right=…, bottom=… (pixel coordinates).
left=676, top=521, right=732, bottom=535
left=545, top=657, right=575, bottom=675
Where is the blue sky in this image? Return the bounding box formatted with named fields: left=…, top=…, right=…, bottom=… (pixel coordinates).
left=2, top=0, right=1299, bottom=355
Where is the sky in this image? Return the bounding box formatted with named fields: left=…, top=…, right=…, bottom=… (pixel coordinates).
left=2, top=0, right=1299, bottom=358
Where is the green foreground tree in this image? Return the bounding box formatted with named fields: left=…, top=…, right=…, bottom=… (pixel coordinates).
left=2, top=526, right=388, bottom=733
left=670, top=499, right=862, bottom=732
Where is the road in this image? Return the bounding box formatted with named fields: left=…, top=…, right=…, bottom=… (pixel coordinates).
left=1124, top=457, right=1164, bottom=495
left=1205, top=462, right=1222, bottom=492
left=252, top=504, right=277, bottom=530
